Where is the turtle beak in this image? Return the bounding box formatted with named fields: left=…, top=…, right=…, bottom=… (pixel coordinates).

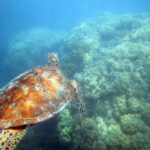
left=48, top=53, right=59, bottom=67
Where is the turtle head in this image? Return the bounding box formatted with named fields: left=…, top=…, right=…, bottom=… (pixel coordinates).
left=47, top=53, right=59, bottom=68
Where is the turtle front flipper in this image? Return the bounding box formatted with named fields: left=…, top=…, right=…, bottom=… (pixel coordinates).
left=0, top=126, right=26, bottom=150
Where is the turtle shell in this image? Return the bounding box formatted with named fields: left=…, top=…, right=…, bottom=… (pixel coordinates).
left=0, top=53, right=75, bottom=129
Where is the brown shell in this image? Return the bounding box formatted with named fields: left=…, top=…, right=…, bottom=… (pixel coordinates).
left=0, top=53, right=75, bottom=129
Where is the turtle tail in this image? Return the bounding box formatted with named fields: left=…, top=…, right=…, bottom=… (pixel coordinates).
left=0, top=126, right=26, bottom=150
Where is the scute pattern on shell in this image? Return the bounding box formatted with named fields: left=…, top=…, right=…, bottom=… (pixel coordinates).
left=0, top=53, right=75, bottom=129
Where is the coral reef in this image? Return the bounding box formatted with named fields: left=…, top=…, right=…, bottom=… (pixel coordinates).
left=1, top=13, right=150, bottom=150
left=57, top=13, right=150, bottom=150
left=57, top=109, right=73, bottom=143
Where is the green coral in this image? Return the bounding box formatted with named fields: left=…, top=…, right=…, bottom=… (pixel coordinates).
left=57, top=109, right=73, bottom=143
left=107, top=124, right=130, bottom=149
left=59, top=127, right=71, bottom=143
left=141, top=103, right=150, bottom=126
left=113, top=95, right=128, bottom=115
left=120, top=114, right=148, bottom=135
left=130, top=132, right=150, bottom=150
left=6, top=13, right=150, bottom=150
left=58, top=13, right=150, bottom=150
left=72, top=117, right=104, bottom=150
left=127, top=97, right=143, bottom=114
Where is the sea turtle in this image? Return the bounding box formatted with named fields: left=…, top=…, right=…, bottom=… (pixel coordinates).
left=0, top=53, right=81, bottom=150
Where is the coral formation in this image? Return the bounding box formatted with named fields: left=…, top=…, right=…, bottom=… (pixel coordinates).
left=120, top=114, right=148, bottom=135
left=57, top=13, right=150, bottom=150
left=1, top=13, right=150, bottom=150
left=57, top=109, right=73, bottom=143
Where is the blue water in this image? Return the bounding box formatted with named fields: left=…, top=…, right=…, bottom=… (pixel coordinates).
left=0, top=0, right=150, bottom=150
left=0, top=0, right=150, bottom=38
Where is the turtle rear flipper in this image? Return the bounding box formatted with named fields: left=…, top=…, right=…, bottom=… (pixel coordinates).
left=0, top=126, right=26, bottom=150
